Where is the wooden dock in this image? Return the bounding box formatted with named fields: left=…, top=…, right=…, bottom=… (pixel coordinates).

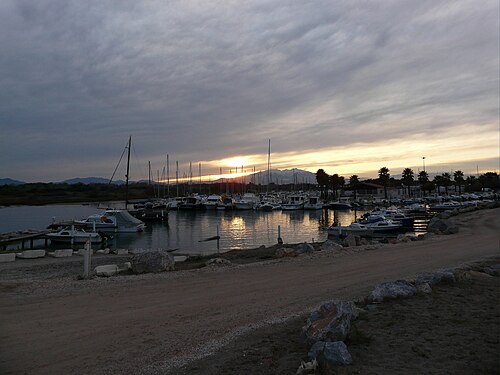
left=0, top=230, right=50, bottom=251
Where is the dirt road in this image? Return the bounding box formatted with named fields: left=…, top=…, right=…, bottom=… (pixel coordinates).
left=1, top=208, right=499, bottom=374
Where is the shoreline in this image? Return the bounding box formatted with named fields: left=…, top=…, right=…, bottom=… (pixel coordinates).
left=0, top=207, right=498, bottom=374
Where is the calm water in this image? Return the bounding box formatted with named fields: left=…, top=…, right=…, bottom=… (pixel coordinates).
left=0, top=203, right=366, bottom=255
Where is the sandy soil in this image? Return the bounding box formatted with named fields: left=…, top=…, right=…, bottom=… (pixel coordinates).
left=0, top=208, right=498, bottom=374
left=171, top=264, right=500, bottom=375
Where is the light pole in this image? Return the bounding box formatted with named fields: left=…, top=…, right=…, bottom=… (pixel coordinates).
left=422, top=157, right=426, bottom=173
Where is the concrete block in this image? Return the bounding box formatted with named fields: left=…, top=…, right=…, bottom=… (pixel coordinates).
left=94, top=264, right=118, bottom=277
left=16, top=250, right=46, bottom=259
left=0, top=253, right=16, bottom=262
left=96, top=248, right=110, bottom=254
left=74, top=248, right=95, bottom=256
left=129, top=248, right=146, bottom=255
left=49, top=249, right=73, bottom=258
left=174, top=255, right=188, bottom=263
left=112, top=248, right=128, bottom=255
left=116, top=262, right=131, bottom=273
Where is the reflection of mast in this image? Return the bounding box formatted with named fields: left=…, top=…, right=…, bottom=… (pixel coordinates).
left=166, top=154, right=170, bottom=197
left=267, top=139, right=271, bottom=194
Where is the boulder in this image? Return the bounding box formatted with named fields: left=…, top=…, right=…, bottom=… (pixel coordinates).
left=296, top=242, right=315, bottom=254
left=416, top=270, right=455, bottom=286
left=359, top=238, right=370, bottom=246
left=342, top=234, right=359, bottom=247
left=317, top=341, right=353, bottom=366
left=397, top=234, right=410, bottom=243
left=427, top=218, right=459, bottom=235
left=321, top=240, right=344, bottom=251
left=295, top=359, right=318, bottom=375
left=302, top=301, right=358, bottom=345
left=275, top=247, right=297, bottom=258
left=368, top=280, right=417, bottom=302
left=131, top=250, right=175, bottom=274
left=416, top=283, right=432, bottom=294
left=483, top=264, right=500, bottom=277
left=205, top=257, right=232, bottom=266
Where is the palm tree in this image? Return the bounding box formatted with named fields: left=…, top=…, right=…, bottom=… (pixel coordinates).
left=418, top=170, right=429, bottom=196
left=349, top=175, right=360, bottom=199
left=316, top=169, right=329, bottom=199
left=433, top=175, right=443, bottom=195
left=401, top=168, right=415, bottom=197
left=441, top=173, right=452, bottom=195
left=378, top=167, right=390, bottom=199
left=453, top=170, right=464, bottom=195
left=330, top=174, right=341, bottom=200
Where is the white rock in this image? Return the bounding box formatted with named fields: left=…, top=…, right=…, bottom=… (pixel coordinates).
left=16, top=250, right=46, bottom=259
left=0, top=253, right=16, bottom=262
left=113, top=248, right=128, bottom=255
left=49, top=249, right=73, bottom=258
left=94, top=264, right=118, bottom=277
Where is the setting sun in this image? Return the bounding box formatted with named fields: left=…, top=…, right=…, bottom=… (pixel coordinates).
left=223, top=156, right=249, bottom=168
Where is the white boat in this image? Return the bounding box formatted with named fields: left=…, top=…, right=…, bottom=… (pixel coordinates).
left=366, top=208, right=414, bottom=227
left=178, top=196, right=205, bottom=210
left=74, top=213, right=117, bottom=231
left=75, top=210, right=145, bottom=232
left=216, top=196, right=234, bottom=210
left=304, top=196, right=323, bottom=210
left=166, top=197, right=185, bottom=210
left=102, top=210, right=145, bottom=232
left=328, top=222, right=372, bottom=237
left=430, top=201, right=462, bottom=211
left=47, top=227, right=102, bottom=243
left=234, top=193, right=259, bottom=210
left=365, top=219, right=402, bottom=234
left=281, top=195, right=305, bottom=211
left=203, top=194, right=222, bottom=210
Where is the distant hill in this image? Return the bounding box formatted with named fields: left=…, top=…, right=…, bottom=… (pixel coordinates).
left=0, top=178, right=25, bottom=185
left=61, top=177, right=126, bottom=185
left=215, top=168, right=316, bottom=185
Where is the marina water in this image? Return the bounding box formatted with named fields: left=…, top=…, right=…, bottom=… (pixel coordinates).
left=0, top=203, right=368, bottom=255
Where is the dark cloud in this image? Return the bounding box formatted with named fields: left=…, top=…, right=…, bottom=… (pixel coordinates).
left=0, top=0, right=498, bottom=181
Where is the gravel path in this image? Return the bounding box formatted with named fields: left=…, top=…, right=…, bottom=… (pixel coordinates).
left=0, top=208, right=498, bottom=375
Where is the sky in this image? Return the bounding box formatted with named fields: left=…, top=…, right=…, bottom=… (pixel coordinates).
left=0, top=0, right=498, bottom=182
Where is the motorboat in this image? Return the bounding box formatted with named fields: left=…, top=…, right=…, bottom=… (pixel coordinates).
left=234, top=193, right=260, bottom=210
left=203, top=194, right=223, bottom=210
left=281, top=195, right=305, bottom=211
left=216, top=196, right=234, bottom=210
left=327, top=222, right=372, bottom=237
left=178, top=196, right=205, bottom=210
left=74, top=213, right=118, bottom=231
left=166, top=197, right=185, bottom=210
left=365, top=219, right=402, bottom=234
left=329, top=197, right=352, bottom=210
left=74, top=209, right=145, bottom=232
left=304, top=196, right=323, bottom=210
left=47, top=226, right=102, bottom=243
left=430, top=201, right=462, bottom=211
left=102, top=209, right=145, bottom=232
left=365, top=208, right=414, bottom=227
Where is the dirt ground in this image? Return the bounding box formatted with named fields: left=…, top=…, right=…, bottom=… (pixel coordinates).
left=0, top=207, right=498, bottom=375
left=172, top=265, right=500, bottom=375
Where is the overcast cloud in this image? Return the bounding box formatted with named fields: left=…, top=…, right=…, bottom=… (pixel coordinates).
left=0, top=0, right=498, bottom=181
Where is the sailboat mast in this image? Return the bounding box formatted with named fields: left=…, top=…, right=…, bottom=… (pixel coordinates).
left=166, top=154, right=170, bottom=196
left=125, top=136, right=131, bottom=209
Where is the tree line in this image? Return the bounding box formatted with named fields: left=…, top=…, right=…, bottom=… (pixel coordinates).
left=316, top=167, right=499, bottom=199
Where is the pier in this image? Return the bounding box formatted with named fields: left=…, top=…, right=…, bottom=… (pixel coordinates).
left=0, top=230, right=49, bottom=251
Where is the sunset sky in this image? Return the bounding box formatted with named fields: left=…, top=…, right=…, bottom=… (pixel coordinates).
left=1, top=0, right=498, bottom=182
